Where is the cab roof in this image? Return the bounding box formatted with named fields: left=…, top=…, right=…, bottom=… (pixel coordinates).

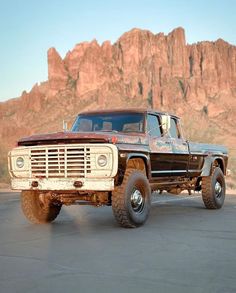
left=79, top=108, right=180, bottom=119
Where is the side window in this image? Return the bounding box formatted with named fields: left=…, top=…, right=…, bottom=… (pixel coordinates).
left=169, top=118, right=181, bottom=138
left=147, top=115, right=162, bottom=137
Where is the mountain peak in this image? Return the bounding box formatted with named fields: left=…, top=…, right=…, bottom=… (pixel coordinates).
left=0, top=26, right=236, bottom=154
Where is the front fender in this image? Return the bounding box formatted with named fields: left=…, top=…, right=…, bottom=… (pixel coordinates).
left=115, top=152, right=151, bottom=186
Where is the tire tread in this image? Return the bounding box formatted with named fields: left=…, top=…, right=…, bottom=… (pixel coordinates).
left=112, top=169, right=150, bottom=228
left=21, top=191, right=61, bottom=224
left=202, top=167, right=225, bottom=209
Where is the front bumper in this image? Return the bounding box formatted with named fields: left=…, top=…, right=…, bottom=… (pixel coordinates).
left=11, top=177, right=114, bottom=191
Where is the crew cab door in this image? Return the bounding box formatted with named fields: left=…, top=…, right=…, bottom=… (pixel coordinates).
left=168, top=117, right=189, bottom=177
left=147, top=114, right=173, bottom=178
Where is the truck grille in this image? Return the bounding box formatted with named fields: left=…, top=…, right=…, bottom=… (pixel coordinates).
left=30, top=146, right=91, bottom=178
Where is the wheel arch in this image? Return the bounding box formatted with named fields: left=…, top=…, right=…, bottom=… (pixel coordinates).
left=201, top=155, right=226, bottom=177
left=214, top=158, right=225, bottom=173
left=115, top=152, right=151, bottom=186
left=126, top=153, right=150, bottom=177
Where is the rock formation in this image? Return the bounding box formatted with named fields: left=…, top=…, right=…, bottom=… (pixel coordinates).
left=0, top=27, right=236, bottom=152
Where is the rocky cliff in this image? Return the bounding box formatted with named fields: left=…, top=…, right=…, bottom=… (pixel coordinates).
left=0, top=27, right=236, bottom=154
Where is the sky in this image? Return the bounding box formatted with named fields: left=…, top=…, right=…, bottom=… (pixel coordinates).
left=0, top=0, right=235, bottom=102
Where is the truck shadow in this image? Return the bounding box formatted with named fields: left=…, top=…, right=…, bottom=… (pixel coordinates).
left=49, top=195, right=206, bottom=234
left=44, top=197, right=222, bottom=265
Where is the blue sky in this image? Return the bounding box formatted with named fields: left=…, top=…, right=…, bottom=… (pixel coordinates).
left=0, top=0, right=235, bottom=102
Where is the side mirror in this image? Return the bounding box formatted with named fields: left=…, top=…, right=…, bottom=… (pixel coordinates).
left=63, top=120, right=68, bottom=132
left=161, top=115, right=171, bottom=133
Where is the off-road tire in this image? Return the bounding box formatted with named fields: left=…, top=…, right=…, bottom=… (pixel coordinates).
left=112, top=169, right=151, bottom=228
left=202, top=167, right=225, bottom=209
left=21, top=191, right=62, bottom=224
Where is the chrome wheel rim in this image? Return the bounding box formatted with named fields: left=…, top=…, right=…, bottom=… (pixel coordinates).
left=131, top=189, right=144, bottom=213
left=215, top=181, right=222, bottom=198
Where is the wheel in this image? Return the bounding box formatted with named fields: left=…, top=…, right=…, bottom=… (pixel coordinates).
left=112, top=169, right=151, bottom=228
left=21, top=190, right=62, bottom=224
left=202, top=167, right=226, bottom=209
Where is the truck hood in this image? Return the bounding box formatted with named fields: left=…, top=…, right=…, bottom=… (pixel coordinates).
left=18, top=131, right=147, bottom=146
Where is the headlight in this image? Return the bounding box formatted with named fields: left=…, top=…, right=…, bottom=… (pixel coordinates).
left=97, top=155, right=108, bottom=167
left=16, top=157, right=24, bottom=168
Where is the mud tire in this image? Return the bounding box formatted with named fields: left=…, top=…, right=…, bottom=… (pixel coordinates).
left=112, top=169, right=151, bottom=228
left=21, top=190, right=62, bottom=224
left=202, top=167, right=225, bottom=209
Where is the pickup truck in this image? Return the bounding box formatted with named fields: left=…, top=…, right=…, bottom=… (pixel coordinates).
left=8, top=109, right=228, bottom=228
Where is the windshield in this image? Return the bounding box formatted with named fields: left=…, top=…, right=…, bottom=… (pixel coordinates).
left=71, top=112, right=144, bottom=133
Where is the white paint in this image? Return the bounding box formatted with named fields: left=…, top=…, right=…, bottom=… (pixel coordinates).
left=8, top=143, right=118, bottom=182
left=11, top=177, right=115, bottom=191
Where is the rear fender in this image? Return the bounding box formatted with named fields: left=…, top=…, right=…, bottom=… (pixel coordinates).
left=201, top=156, right=225, bottom=176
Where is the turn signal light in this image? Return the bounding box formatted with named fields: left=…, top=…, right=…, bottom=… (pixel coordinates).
left=111, top=136, right=118, bottom=144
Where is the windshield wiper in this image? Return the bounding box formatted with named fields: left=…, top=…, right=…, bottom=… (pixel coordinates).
left=99, top=129, right=119, bottom=133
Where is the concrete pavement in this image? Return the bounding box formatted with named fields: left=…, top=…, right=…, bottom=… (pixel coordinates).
left=0, top=191, right=236, bottom=293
